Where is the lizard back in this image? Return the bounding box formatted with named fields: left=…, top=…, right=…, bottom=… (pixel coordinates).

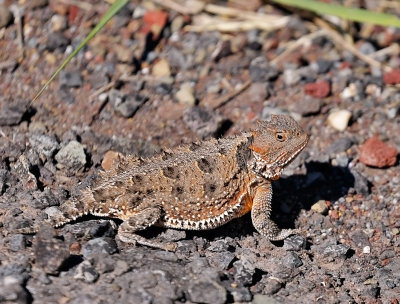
left=78, top=133, right=255, bottom=229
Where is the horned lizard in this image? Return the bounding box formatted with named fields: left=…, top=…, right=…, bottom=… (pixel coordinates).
left=17, top=115, right=309, bottom=251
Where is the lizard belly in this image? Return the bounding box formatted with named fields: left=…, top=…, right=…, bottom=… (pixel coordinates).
left=159, top=189, right=253, bottom=231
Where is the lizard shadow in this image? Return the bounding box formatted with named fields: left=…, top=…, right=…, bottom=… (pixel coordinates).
left=271, top=161, right=356, bottom=229
left=175, top=161, right=358, bottom=243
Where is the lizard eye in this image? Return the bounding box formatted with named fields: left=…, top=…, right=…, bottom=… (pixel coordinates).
left=275, top=132, right=285, bottom=141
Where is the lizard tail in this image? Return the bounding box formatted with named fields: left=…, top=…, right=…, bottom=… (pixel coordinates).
left=14, top=195, right=89, bottom=235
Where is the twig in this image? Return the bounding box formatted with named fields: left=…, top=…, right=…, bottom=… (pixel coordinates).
left=151, top=0, right=204, bottom=15
left=270, top=30, right=326, bottom=66
left=211, top=80, right=251, bottom=109
left=185, top=17, right=289, bottom=33
left=370, top=43, right=400, bottom=60
left=89, top=81, right=116, bottom=102
left=204, top=3, right=287, bottom=24
left=56, top=0, right=93, bottom=11
left=314, top=18, right=391, bottom=72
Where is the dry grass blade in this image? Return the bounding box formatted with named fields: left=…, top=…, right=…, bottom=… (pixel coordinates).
left=314, top=18, right=391, bottom=72
left=270, top=30, right=326, bottom=66
left=151, top=0, right=205, bottom=15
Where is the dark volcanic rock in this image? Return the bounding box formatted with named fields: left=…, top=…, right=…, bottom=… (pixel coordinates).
left=34, top=225, right=70, bottom=275
left=81, top=237, right=118, bottom=258
left=186, top=277, right=226, bottom=304
left=183, top=106, right=228, bottom=138
left=0, top=99, right=28, bottom=126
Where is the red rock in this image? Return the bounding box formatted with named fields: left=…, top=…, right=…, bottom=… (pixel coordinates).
left=383, top=69, right=400, bottom=85
left=329, top=210, right=339, bottom=220
left=340, top=61, right=351, bottom=69
left=142, top=10, right=168, bottom=38
left=68, top=5, right=79, bottom=23
left=304, top=81, right=330, bottom=98
left=359, top=136, right=398, bottom=168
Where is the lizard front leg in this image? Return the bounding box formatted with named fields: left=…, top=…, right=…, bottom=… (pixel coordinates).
left=251, top=182, right=300, bottom=241
left=117, top=207, right=177, bottom=252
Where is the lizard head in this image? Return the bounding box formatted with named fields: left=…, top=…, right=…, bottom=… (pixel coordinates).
left=249, top=114, right=309, bottom=180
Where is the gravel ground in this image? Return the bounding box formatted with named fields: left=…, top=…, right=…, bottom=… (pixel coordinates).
left=1, top=1, right=400, bottom=303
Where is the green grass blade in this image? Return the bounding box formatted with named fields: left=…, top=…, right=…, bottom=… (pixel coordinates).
left=271, top=0, right=400, bottom=28
left=31, top=0, right=129, bottom=104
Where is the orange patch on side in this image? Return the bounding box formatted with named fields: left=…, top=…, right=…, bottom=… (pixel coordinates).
left=235, top=192, right=254, bottom=218
left=249, top=144, right=264, bottom=154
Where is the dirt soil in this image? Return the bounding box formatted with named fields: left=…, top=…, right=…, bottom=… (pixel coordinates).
left=1, top=0, right=400, bottom=303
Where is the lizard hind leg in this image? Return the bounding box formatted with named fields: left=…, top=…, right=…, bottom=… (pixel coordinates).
left=117, top=207, right=177, bottom=252
left=251, top=183, right=300, bottom=241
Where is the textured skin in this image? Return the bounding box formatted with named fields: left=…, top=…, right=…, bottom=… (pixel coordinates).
left=17, top=115, right=309, bottom=251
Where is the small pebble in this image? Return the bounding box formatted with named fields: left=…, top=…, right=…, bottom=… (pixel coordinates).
left=182, top=106, right=227, bottom=138
left=101, top=151, right=123, bottom=171
left=340, top=83, right=358, bottom=100
left=55, top=140, right=86, bottom=170
left=109, top=90, right=148, bottom=118
left=74, top=261, right=99, bottom=283
left=283, top=69, right=301, bottom=86
left=175, top=83, right=196, bottom=106
left=383, top=69, right=400, bottom=85
left=81, top=237, right=118, bottom=258
left=327, top=109, right=352, bottom=131
left=60, top=71, right=83, bottom=88
left=9, top=234, right=26, bottom=252
left=311, top=200, right=329, bottom=215
left=187, top=278, right=226, bottom=304
left=0, top=5, right=12, bottom=28
left=249, top=56, right=279, bottom=82
left=359, top=136, right=398, bottom=168
left=45, top=32, right=70, bottom=51
left=50, top=14, right=67, bottom=32
left=304, top=81, right=330, bottom=98
left=323, top=244, right=350, bottom=258
left=365, top=83, right=381, bottom=97
left=170, top=15, right=184, bottom=32
left=363, top=246, right=371, bottom=254
left=0, top=101, right=28, bottom=126
left=152, top=58, right=171, bottom=77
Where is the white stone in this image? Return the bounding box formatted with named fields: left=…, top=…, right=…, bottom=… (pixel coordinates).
left=175, top=82, right=196, bottom=106
left=327, top=109, right=352, bottom=131
left=363, top=246, right=371, bottom=254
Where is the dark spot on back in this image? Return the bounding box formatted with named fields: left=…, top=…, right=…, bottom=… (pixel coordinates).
left=132, top=175, right=143, bottom=184
left=92, top=188, right=115, bottom=202
left=114, top=180, right=125, bottom=188
left=171, top=185, right=185, bottom=198
left=235, top=143, right=250, bottom=170
left=189, top=142, right=201, bottom=151
left=162, top=166, right=180, bottom=179
left=161, top=150, right=173, bottom=160
left=126, top=195, right=143, bottom=209
left=204, top=183, right=217, bottom=195
left=73, top=200, right=85, bottom=211
left=218, top=146, right=227, bottom=155
left=197, top=157, right=213, bottom=173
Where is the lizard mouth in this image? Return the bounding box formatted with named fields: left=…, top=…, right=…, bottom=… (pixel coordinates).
left=254, top=134, right=309, bottom=180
